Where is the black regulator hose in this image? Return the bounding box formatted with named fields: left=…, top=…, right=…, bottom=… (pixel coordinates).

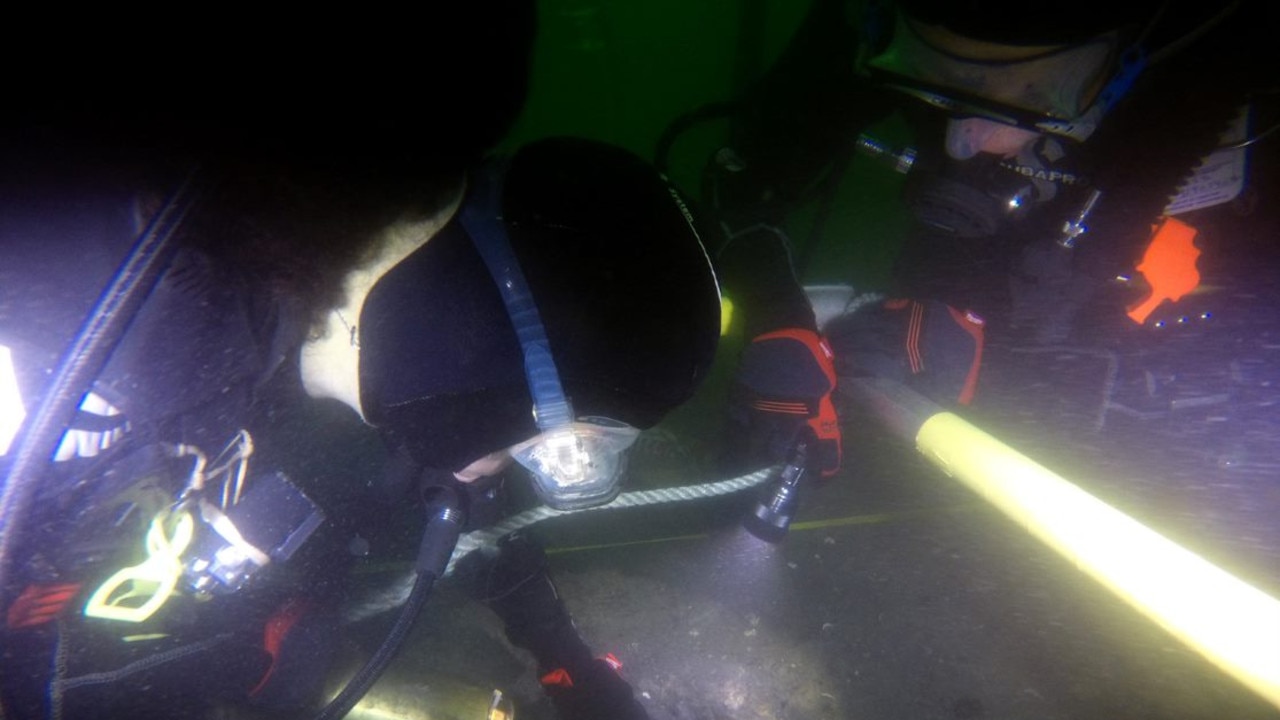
left=0, top=169, right=200, bottom=596
left=313, top=486, right=465, bottom=720
left=652, top=100, right=744, bottom=176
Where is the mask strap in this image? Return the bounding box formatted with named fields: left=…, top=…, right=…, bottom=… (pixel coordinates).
left=1057, top=2, right=1187, bottom=139
left=459, top=161, right=574, bottom=433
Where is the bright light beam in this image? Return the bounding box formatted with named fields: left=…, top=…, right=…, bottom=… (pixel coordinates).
left=0, top=345, right=26, bottom=456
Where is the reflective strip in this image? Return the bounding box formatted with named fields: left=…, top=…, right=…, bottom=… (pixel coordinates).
left=752, top=400, right=810, bottom=415
left=905, top=301, right=925, bottom=375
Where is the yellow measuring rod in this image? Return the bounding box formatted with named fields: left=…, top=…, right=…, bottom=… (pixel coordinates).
left=846, top=376, right=1280, bottom=710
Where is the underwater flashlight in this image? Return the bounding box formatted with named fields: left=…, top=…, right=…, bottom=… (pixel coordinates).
left=744, top=442, right=809, bottom=543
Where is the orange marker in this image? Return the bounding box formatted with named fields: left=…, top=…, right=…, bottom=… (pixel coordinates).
left=1127, top=216, right=1201, bottom=325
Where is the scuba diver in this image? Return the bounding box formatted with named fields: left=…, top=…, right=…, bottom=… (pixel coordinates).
left=690, top=0, right=1274, bottom=440
left=2, top=135, right=721, bottom=717
left=0, top=4, right=540, bottom=718
left=300, top=135, right=723, bottom=720
left=2, top=134, right=720, bottom=720
left=2, top=138, right=710, bottom=720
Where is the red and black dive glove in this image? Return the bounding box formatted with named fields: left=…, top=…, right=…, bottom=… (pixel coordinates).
left=726, top=328, right=841, bottom=477
left=825, top=299, right=985, bottom=407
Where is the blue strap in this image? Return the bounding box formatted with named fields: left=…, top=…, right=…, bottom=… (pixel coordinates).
left=1096, top=46, right=1146, bottom=114
left=459, top=164, right=574, bottom=432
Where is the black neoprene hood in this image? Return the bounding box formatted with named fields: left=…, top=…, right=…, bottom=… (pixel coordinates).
left=358, top=137, right=722, bottom=472
left=896, top=0, right=1162, bottom=47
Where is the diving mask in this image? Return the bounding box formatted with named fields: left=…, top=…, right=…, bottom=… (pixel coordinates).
left=511, top=417, right=640, bottom=511
left=865, top=12, right=1135, bottom=142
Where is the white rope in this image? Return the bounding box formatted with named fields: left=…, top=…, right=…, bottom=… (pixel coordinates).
left=844, top=291, right=885, bottom=316
left=344, top=467, right=775, bottom=622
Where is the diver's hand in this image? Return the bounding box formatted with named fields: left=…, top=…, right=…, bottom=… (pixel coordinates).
left=725, top=328, right=841, bottom=477
left=452, top=449, right=513, bottom=483
left=825, top=298, right=985, bottom=406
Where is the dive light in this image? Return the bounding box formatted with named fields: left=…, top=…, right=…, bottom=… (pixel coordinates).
left=743, top=441, right=809, bottom=543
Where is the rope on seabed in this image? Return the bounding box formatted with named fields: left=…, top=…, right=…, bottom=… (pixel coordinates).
left=344, top=467, right=776, bottom=622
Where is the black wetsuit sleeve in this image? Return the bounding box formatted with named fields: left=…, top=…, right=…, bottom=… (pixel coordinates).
left=716, top=225, right=819, bottom=338
left=715, top=0, right=896, bottom=227
left=709, top=0, right=897, bottom=338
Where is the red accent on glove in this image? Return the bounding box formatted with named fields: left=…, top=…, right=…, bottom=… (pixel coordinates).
left=751, top=329, right=837, bottom=386
left=540, top=653, right=627, bottom=689
left=947, top=306, right=986, bottom=405
left=809, top=391, right=841, bottom=476
left=540, top=668, right=575, bottom=688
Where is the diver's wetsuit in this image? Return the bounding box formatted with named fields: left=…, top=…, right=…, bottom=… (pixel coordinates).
left=2, top=5, right=549, bottom=715
left=0, top=170, right=322, bottom=719
left=349, top=137, right=728, bottom=720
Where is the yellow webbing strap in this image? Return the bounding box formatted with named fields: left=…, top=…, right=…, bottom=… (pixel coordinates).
left=84, top=510, right=194, bottom=623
